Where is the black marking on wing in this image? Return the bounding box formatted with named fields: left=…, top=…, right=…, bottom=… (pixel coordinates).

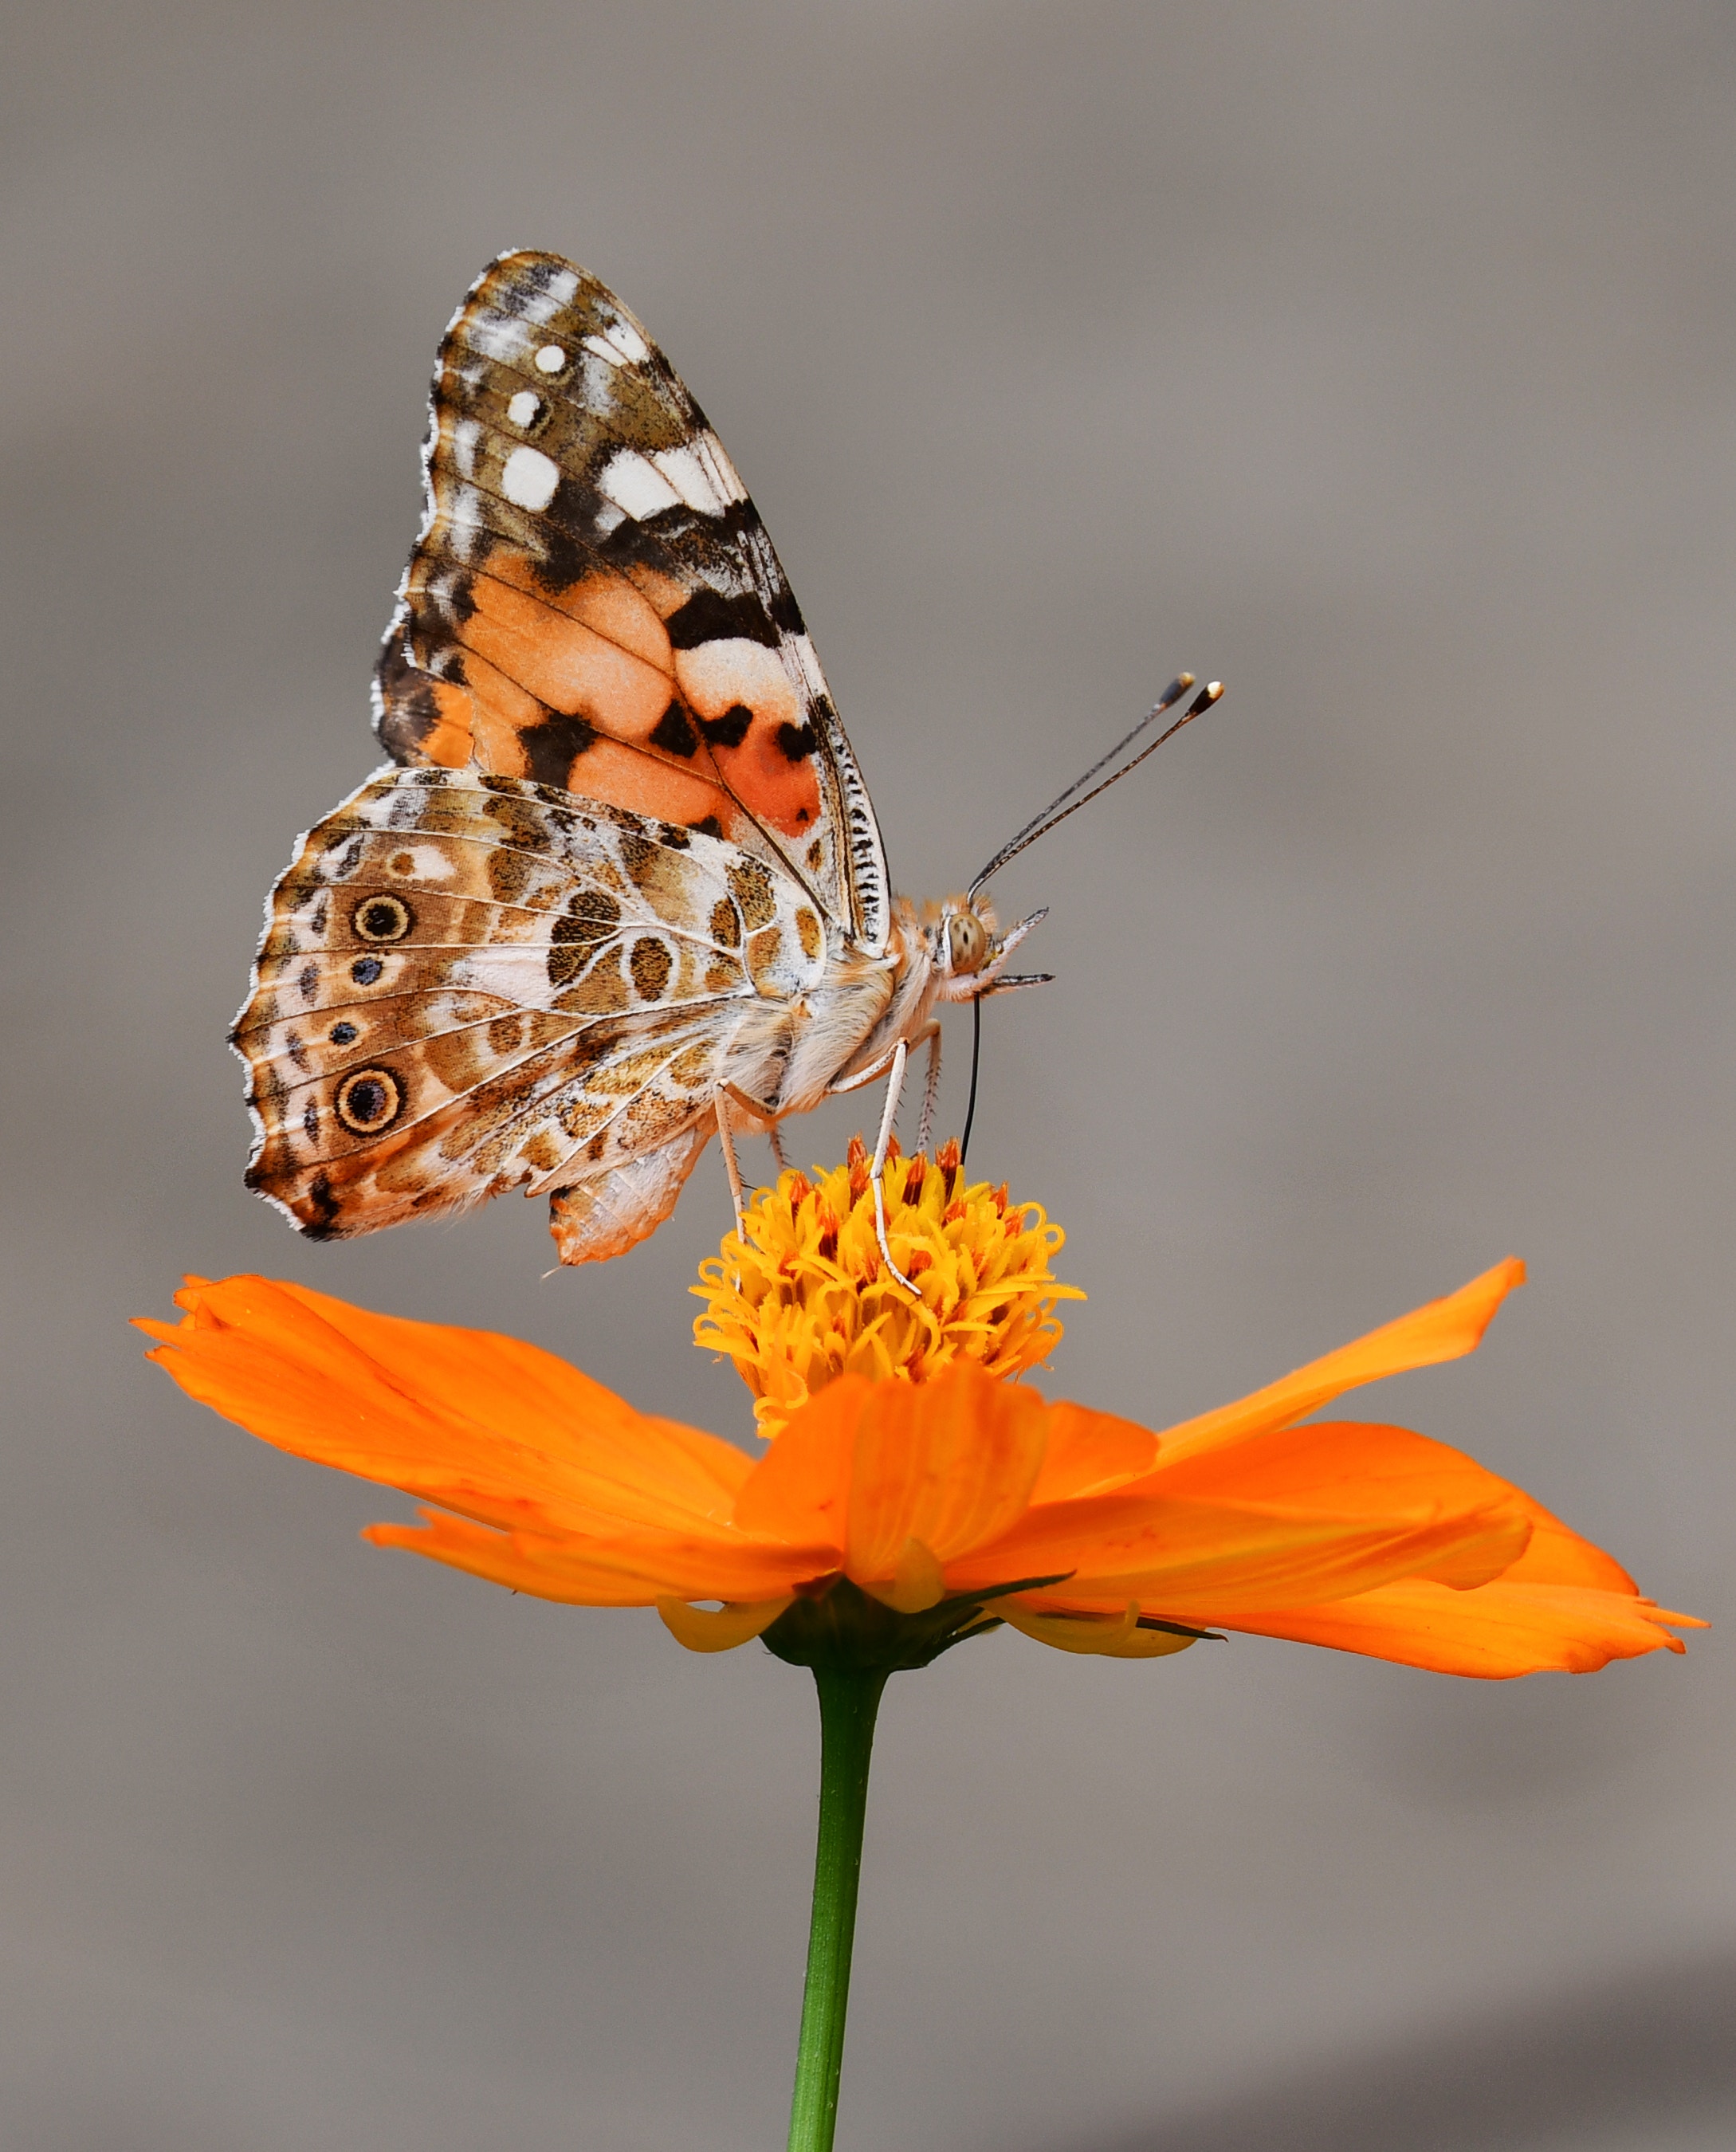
left=697, top=705, right=752, bottom=749
left=521, top=712, right=600, bottom=786
left=649, top=701, right=699, bottom=757
left=664, top=587, right=780, bottom=651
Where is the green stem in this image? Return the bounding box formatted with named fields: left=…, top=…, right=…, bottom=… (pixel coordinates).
left=787, top=1661, right=888, bottom=2152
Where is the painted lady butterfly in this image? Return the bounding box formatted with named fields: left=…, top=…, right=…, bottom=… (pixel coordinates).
left=234, top=252, right=1216, bottom=1282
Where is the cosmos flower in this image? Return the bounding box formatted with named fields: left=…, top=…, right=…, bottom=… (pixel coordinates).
left=137, top=1140, right=1695, bottom=1679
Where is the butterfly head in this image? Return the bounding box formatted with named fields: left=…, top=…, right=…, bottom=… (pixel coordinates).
left=925, top=895, right=1051, bottom=1003
left=943, top=903, right=992, bottom=979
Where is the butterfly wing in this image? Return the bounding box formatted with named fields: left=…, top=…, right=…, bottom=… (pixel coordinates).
left=233, top=767, right=829, bottom=1248
left=375, top=249, right=891, bottom=956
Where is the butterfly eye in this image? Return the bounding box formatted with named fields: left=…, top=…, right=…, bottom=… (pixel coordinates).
left=352, top=894, right=414, bottom=944
left=945, top=912, right=988, bottom=976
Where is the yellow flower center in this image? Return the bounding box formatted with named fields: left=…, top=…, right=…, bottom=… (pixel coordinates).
left=692, top=1136, right=1082, bottom=1435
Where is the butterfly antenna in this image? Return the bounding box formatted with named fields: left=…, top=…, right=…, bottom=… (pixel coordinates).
left=968, top=676, right=1222, bottom=900
left=960, top=993, right=984, bottom=1168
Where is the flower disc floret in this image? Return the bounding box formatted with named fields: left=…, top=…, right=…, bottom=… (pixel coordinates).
left=693, top=1137, right=1082, bottom=1435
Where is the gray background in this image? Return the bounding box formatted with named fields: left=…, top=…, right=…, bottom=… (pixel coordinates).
left=2, top=5, right=1730, bottom=2148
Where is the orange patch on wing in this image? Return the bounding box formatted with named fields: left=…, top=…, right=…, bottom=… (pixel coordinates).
left=675, top=642, right=823, bottom=838
left=418, top=682, right=477, bottom=768
left=447, top=650, right=549, bottom=780
left=462, top=579, right=672, bottom=736
left=716, top=721, right=823, bottom=838
left=484, top=560, right=676, bottom=676
left=562, top=738, right=739, bottom=829
left=626, top=564, right=693, bottom=619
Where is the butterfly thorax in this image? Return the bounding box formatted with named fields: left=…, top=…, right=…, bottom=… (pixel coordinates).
left=725, top=890, right=1005, bottom=1129
left=722, top=930, right=897, bottom=1125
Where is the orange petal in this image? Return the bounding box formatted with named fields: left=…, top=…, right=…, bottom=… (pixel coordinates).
left=1027, top=1401, right=1157, bottom=1503
left=1002, top=1420, right=1701, bottom=1674
left=1145, top=1416, right=1521, bottom=1510
left=1149, top=1425, right=1658, bottom=1602
left=363, top=1508, right=823, bottom=1606
left=1149, top=1259, right=1525, bottom=1469
left=960, top=1419, right=1543, bottom=1608
left=958, top=1486, right=1533, bottom=1612
left=868, top=1537, right=947, bottom=1614
left=1212, top=1579, right=1702, bottom=1677
left=731, top=1376, right=864, bottom=1549
left=139, top=1275, right=749, bottom=1537
left=363, top=1512, right=680, bottom=1603
left=842, top=1369, right=1047, bottom=1586
left=1494, top=1498, right=1640, bottom=1592
left=731, top=1366, right=1049, bottom=1593
left=657, top=1598, right=794, bottom=1652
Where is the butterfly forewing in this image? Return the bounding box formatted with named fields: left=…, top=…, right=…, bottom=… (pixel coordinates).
left=374, top=251, right=890, bottom=953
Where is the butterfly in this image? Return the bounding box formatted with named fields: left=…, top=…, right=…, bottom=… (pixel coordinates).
left=234, top=252, right=1218, bottom=1285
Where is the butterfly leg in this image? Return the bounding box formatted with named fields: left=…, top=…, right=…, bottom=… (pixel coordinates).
left=715, top=1096, right=750, bottom=1246
left=827, top=1058, right=889, bottom=1098
left=718, top=1079, right=791, bottom=1177
left=722, top=1082, right=779, bottom=1125
left=913, top=1023, right=942, bottom=1155
left=870, top=1039, right=920, bottom=1297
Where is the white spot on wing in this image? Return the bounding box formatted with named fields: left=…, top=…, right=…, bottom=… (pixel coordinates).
left=606, top=318, right=650, bottom=363
left=397, top=845, right=458, bottom=882
left=451, top=943, right=563, bottom=1010
left=501, top=445, right=561, bottom=511
left=782, top=632, right=828, bottom=700
left=695, top=431, right=748, bottom=505
left=470, top=320, right=529, bottom=364
left=452, top=418, right=482, bottom=478
left=596, top=446, right=681, bottom=520
left=648, top=444, right=727, bottom=516
left=534, top=344, right=566, bottom=374
left=430, top=567, right=469, bottom=619
left=506, top=390, right=540, bottom=427
left=517, top=271, right=579, bottom=327
left=582, top=320, right=651, bottom=368
left=446, top=485, right=485, bottom=560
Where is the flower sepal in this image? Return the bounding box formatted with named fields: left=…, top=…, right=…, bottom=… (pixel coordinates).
left=761, top=1573, right=1072, bottom=1675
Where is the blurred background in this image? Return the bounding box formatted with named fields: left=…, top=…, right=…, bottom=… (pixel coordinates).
left=2, top=5, right=1731, bottom=2147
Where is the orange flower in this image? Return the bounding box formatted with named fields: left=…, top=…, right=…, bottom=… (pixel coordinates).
left=136, top=1150, right=1698, bottom=1680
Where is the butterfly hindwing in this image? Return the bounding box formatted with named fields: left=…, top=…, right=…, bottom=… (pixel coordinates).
left=233, top=767, right=829, bottom=1241
left=374, top=250, right=891, bottom=956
